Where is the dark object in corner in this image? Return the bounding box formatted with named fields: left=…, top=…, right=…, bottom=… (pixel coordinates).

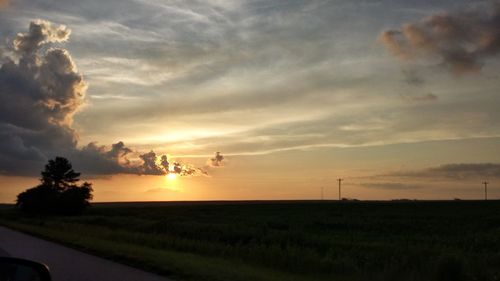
left=0, top=257, right=51, bottom=281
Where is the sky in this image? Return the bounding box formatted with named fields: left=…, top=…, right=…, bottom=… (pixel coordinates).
left=1, top=0, right=500, bottom=202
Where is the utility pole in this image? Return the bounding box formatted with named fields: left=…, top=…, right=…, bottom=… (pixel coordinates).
left=337, top=178, right=343, bottom=201
left=483, top=181, right=489, bottom=201
left=321, top=186, right=324, bottom=200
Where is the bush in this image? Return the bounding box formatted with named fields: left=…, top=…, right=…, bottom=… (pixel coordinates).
left=16, top=186, right=59, bottom=213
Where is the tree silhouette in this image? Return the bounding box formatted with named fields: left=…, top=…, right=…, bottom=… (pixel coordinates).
left=16, top=157, right=93, bottom=214
left=41, top=157, right=81, bottom=191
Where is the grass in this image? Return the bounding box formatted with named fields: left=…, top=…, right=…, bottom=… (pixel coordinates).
left=1, top=200, right=500, bottom=281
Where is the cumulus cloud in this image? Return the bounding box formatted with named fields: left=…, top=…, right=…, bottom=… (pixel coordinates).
left=389, top=163, right=500, bottom=180
left=0, top=20, right=208, bottom=177
left=138, top=151, right=207, bottom=176
left=160, top=154, right=169, bottom=172
left=13, top=20, right=71, bottom=57
left=0, top=20, right=84, bottom=174
left=139, top=151, right=164, bottom=175
left=379, top=3, right=500, bottom=74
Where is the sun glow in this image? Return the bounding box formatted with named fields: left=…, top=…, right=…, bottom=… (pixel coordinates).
left=167, top=173, right=177, bottom=180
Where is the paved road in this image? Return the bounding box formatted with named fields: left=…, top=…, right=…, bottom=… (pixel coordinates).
left=0, top=226, right=172, bottom=281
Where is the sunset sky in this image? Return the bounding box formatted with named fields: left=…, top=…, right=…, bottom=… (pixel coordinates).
left=1, top=0, right=500, bottom=202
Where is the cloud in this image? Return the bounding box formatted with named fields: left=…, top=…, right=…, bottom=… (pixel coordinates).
left=389, top=163, right=500, bottom=180
left=361, top=182, right=423, bottom=190
left=401, top=69, right=424, bottom=87
left=139, top=151, right=164, bottom=175
left=75, top=141, right=135, bottom=175
left=0, top=20, right=208, bottom=177
left=208, top=151, right=225, bottom=167
left=379, top=3, right=500, bottom=75
left=0, top=0, right=8, bottom=9
left=0, top=20, right=85, bottom=174
left=4, top=3, right=498, bottom=164
left=407, top=93, right=438, bottom=102
left=13, top=20, right=71, bottom=56
left=137, top=151, right=207, bottom=176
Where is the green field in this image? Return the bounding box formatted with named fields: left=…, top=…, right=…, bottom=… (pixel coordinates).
left=1, top=200, right=500, bottom=281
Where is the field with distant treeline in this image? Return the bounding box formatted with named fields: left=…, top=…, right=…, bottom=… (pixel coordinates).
left=1, top=200, right=500, bottom=281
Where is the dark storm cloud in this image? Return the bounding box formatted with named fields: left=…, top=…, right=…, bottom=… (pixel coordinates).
left=0, top=20, right=207, bottom=176
left=390, top=163, right=500, bottom=180
left=0, top=20, right=84, bottom=174
left=380, top=3, right=500, bottom=74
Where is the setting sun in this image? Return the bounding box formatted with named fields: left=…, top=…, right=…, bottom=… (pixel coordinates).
left=167, top=173, right=177, bottom=181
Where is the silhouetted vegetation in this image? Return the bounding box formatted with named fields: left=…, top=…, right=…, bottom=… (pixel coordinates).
left=16, top=157, right=93, bottom=214
left=1, top=201, right=500, bottom=281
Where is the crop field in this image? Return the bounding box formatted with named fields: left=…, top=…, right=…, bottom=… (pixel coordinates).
left=1, top=200, right=500, bottom=281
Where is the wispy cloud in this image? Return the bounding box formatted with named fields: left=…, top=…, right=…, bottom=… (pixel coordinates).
left=361, top=182, right=424, bottom=190
left=2, top=0, right=499, bottom=166
left=406, top=93, right=438, bottom=102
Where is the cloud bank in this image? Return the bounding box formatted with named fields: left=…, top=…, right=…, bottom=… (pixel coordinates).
left=0, top=20, right=216, bottom=176
left=385, top=163, right=500, bottom=180
left=380, top=3, right=500, bottom=74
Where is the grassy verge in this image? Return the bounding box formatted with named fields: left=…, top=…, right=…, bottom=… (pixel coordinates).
left=1, top=201, right=500, bottom=281
left=0, top=218, right=320, bottom=281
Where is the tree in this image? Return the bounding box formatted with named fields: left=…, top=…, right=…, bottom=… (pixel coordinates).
left=41, top=157, right=81, bottom=191
left=16, top=157, right=93, bottom=214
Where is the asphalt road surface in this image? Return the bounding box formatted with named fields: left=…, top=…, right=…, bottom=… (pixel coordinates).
left=0, top=226, right=172, bottom=281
